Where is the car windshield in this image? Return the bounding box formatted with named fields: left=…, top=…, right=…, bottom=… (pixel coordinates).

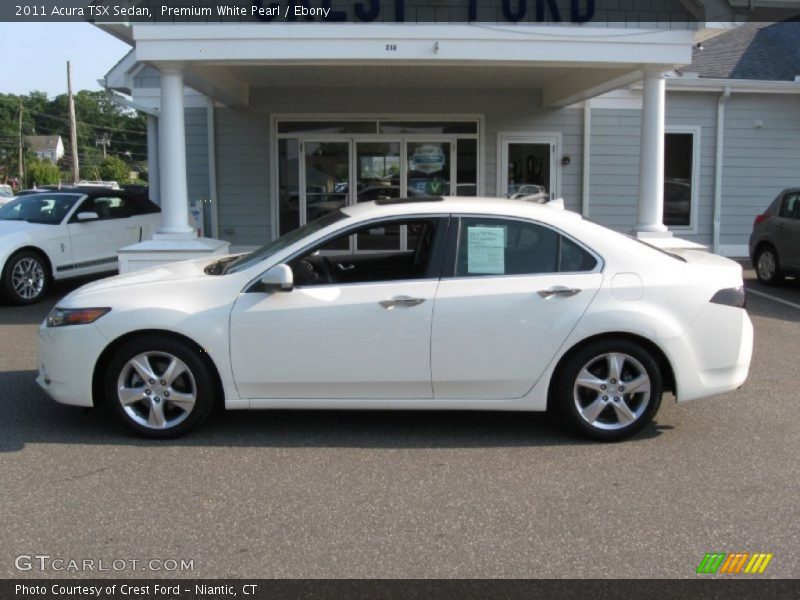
left=0, top=193, right=82, bottom=224
left=224, top=210, right=350, bottom=274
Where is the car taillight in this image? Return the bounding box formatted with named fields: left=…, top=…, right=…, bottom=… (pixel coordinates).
left=710, top=287, right=746, bottom=309
left=753, top=212, right=770, bottom=227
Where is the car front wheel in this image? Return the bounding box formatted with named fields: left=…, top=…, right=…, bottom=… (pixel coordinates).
left=105, top=335, right=216, bottom=438
left=557, top=339, right=663, bottom=442
left=2, top=250, right=50, bottom=305
left=755, top=245, right=784, bottom=285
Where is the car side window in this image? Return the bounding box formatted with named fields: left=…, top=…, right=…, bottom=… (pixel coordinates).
left=560, top=235, right=598, bottom=273
left=287, top=218, right=442, bottom=287
left=779, top=193, right=799, bottom=219
left=73, top=196, right=133, bottom=221
left=455, top=217, right=557, bottom=277
left=454, top=217, right=597, bottom=277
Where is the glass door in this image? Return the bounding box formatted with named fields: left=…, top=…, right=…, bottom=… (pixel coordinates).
left=304, top=140, right=351, bottom=223
left=355, top=141, right=402, bottom=251
left=500, top=135, right=557, bottom=200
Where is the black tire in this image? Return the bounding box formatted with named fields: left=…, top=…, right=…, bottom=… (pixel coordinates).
left=105, top=335, right=216, bottom=439
left=556, top=339, right=663, bottom=442
left=2, top=249, right=50, bottom=305
left=754, top=245, right=784, bottom=285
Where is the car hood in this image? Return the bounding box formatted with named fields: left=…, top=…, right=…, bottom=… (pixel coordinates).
left=59, top=254, right=255, bottom=309
left=70, top=257, right=219, bottom=298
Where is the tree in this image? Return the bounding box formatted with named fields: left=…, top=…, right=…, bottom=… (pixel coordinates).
left=25, top=157, right=61, bottom=188
left=0, top=90, right=148, bottom=181
left=98, top=155, right=129, bottom=183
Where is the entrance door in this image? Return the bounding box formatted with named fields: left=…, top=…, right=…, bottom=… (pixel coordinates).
left=304, top=140, right=351, bottom=224
left=355, top=141, right=402, bottom=204
left=499, top=134, right=559, bottom=200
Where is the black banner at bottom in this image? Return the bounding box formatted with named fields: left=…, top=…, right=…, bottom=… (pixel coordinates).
left=3, top=579, right=800, bottom=600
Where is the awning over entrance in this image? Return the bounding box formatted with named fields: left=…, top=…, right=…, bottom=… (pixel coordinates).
left=128, top=23, right=694, bottom=108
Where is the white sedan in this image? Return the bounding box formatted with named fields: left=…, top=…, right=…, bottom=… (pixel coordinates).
left=0, top=189, right=161, bottom=304
left=36, top=197, right=753, bottom=441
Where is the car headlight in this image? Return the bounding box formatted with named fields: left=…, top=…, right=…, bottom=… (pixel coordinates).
left=46, top=307, right=111, bottom=328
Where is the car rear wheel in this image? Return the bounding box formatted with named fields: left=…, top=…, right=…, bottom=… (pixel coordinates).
left=105, top=336, right=216, bottom=438
left=557, top=339, right=663, bottom=442
left=755, top=246, right=784, bottom=285
left=2, top=250, right=50, bottom=305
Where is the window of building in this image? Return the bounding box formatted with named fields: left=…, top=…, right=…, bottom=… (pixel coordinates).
left=275, top=118, right=480, bottom=237
left=663, top=129, right=699, bottom=228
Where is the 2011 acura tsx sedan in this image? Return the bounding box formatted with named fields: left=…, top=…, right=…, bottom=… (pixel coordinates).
left=36, top=197, right=753, bottom=441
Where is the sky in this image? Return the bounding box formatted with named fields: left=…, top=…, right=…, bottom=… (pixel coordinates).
left=0, top=22, right=131, bottom=97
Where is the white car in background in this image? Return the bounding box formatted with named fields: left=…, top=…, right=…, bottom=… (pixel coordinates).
left=0, top=188, right=161, bottom=304
left=37, top=197, right=752, bottom=441
left=0, top=184, right=14, bottom=205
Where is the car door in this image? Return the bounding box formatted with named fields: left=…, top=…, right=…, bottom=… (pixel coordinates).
left=776, top=192, right=800, bottom=270
left=229, top=216, right=449, bottom=400
left=66, top=194, right=141, bottom=270
left=431, top=216, right=603, bottom=400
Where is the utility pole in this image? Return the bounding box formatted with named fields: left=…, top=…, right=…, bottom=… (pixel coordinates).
left=67, top=61, right=80, bottom=185
left=17, top=98, right=24, bottom=187
left=95, top=133, right=111, bottom=158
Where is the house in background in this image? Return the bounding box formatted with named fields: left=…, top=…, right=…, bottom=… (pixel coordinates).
left=24, top=135, right=64, bottom=163
left=97, top=1, right=800, bottom=271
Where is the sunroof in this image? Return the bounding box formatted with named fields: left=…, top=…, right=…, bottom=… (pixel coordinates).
left=374, top=196, right=445, bottom=205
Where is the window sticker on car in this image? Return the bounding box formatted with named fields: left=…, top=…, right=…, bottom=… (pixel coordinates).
left=467, top=225, right=506, bottom=274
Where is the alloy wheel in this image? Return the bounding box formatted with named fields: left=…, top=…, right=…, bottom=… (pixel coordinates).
left=11, top=257, right=45, bottom=300
left=757, top=250, right=776, bottom=281
left=573, top=352, right=652, bottom=431
left=116, top=352, right=197, bottom=430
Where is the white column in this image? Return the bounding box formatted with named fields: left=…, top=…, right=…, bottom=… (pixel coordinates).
left=146, top=114, right=160, bottom=204
left=634, top=70, right=668, bottom=234
left=157, top=63, right=194, bottom=237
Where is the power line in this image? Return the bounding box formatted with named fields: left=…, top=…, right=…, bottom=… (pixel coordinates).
left=25, top=109, right=147, bottom=135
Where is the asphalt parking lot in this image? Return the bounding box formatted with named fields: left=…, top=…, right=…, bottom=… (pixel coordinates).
left=1, top=267, right=798, bottom=579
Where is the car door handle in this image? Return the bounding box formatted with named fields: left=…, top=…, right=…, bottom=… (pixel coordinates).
left=379, top=296, right=426, bottom=309
left=337, top=263, right=355, bottom=271
left=537, top=287, right=582, bottom=299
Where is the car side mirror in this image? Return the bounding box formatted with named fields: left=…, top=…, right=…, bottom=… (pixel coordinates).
left=258, top=264, right=293, bottom=292
left=76, top=211, right=99, bottom=222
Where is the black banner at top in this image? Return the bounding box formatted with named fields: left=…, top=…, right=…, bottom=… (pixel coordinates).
left=2, top=0, right=799, bottom=24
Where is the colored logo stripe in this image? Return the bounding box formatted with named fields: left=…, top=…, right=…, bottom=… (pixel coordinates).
left=744, top=553, right=773, bottom=574
left=697, top=552, right=773, bottom=574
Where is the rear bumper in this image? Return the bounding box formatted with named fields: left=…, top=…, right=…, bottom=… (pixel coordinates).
left=665, top=305, right=753, bottom=403
left=36, top=323, right=108, bottom=407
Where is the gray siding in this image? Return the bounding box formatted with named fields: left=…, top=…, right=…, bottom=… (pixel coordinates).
left=191, top=88, right=800, bottom=251
left=184, top=107, right=211, bottom=232
left=133, top=66, right=160, bottom=89
left=214, top=106, right=270, bottom=246
left=214, top=88, right=584, bottom=246
left=589, top=92, right=718, bottom=246
left=720, top=94, right=800, bottom=249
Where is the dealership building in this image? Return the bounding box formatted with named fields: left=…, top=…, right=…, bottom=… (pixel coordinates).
left=97, top=1, right=800, bottom=267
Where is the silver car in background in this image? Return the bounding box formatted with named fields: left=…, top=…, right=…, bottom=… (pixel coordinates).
left=750, top=188, right=800, bottom=285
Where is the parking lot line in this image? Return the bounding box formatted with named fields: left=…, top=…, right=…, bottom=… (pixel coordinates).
left=746, top=288, right=800, bottom=311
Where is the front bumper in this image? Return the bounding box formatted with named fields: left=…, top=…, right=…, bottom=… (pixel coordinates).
left=36, top=323, right=109, bottom=407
